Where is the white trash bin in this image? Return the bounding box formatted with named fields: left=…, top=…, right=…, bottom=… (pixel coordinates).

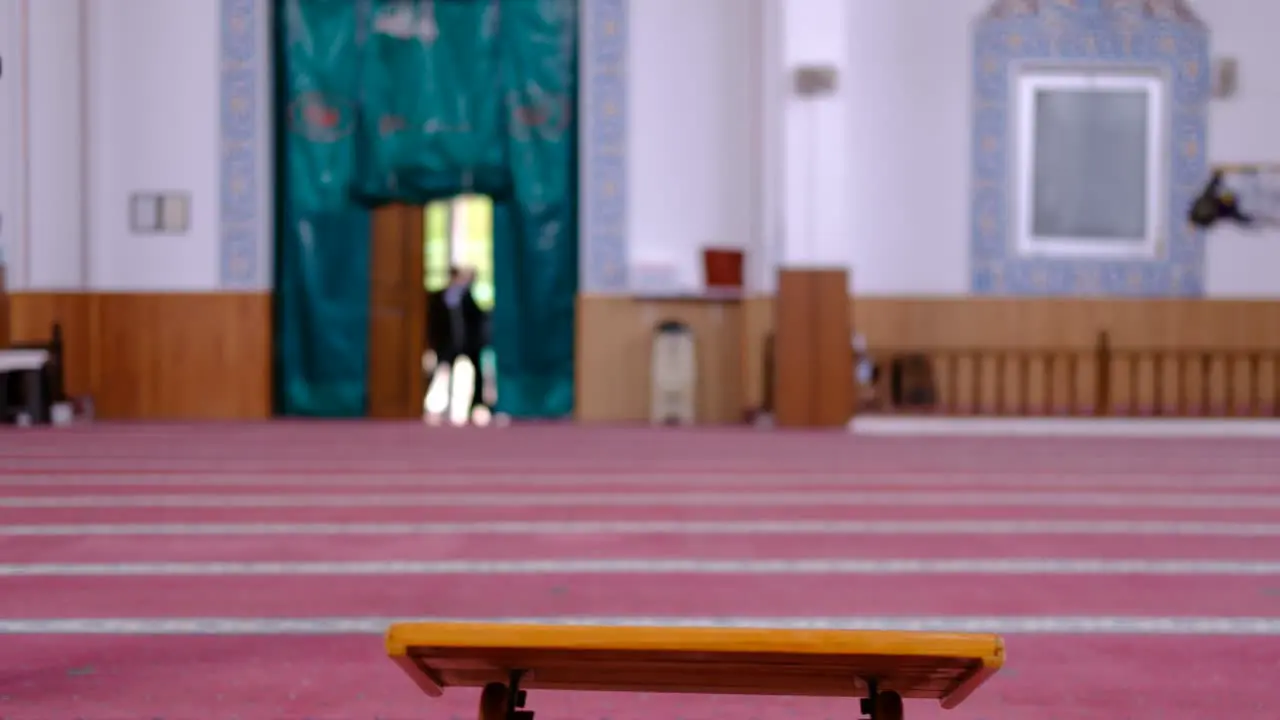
left=650, top=320, right=697, bottom=426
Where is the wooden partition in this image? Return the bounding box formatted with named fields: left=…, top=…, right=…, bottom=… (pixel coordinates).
left=773, top=268, right=853, bottom=428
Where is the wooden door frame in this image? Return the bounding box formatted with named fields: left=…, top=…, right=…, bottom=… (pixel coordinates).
left=367, top=203, right=427, bottom=418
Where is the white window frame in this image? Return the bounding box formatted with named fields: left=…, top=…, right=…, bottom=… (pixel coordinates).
left=1013, top=69, right=1166, bottom=259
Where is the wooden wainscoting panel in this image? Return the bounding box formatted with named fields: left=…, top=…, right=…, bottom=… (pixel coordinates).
left=850, top=298, right=1280, bottom=349
left=576, top=295, right=743, bottom=424
left=0, top=266, right=9, bottom=347
left=9, top=292, right=271, bottom=419
left=93, top=293, right=272, bottom=419
left=738, top=296, right=1280, bottom=416
left=853, top=298, right=1280, bottom=414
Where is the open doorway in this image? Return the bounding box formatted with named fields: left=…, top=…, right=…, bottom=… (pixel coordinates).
left=422, top=194, right=498, bottom=425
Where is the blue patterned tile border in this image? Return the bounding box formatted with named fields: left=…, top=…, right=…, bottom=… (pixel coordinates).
left=219, top=0, right=263, bottom=289
left=580, top=0, right=628, bottom=293
left=970, top=0, right=1209, bottom=297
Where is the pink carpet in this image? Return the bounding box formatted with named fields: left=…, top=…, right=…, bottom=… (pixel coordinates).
left=2, top=422, right=1280, bottom=719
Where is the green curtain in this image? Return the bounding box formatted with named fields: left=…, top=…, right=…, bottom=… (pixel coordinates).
left=491, top=0, right=578, bottom=418
left=275, top=0, right=370, bottom=416
left=274, top=0, right=578, bottom=418
left=352, top=0, right=507, bottom=201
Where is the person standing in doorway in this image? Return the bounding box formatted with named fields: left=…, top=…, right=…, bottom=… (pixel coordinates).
left=428, top=266, right=488, bottom=417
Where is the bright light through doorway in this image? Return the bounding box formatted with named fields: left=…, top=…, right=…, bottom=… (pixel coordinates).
left=424, top=195, right=494, bottom=310
left=422, top=352, right=489, bottom=426
left=423, top=194, right=497, bottom=426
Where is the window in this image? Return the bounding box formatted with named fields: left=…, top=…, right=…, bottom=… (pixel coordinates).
left=1013, top=69, right=1165, bottom=258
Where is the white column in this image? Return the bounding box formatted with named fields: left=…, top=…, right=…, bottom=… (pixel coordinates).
left=25, top=0, right=86, bottom=289
left=780, top=0, right=849, bottom=270
left=751, top=0, right=783, bottom=292
left=0, top=0, right=26, bottom=283
left=753, top=0, right=851, bottom=292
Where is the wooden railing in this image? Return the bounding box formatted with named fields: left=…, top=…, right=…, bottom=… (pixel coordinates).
left=865, top=346, right=1094, bottom=416
left=862, top=331, right=1280, bottom=418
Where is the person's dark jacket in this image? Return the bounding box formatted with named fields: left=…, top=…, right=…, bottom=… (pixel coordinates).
left=427, top=288, right=487, bottom=357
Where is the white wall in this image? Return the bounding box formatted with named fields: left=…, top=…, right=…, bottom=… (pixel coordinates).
left=86, top=0, right=221, bottom=290
left=840, top=0, right=982, bottom=295
left=841, top=0, right=1280, bottom=297
left=1196, top=0, right=1280, bottom=297
left=10, top=0, right=271, bottom=292
left=0, top=0, right=23, bottom=279
left=624, top=0, right=1280, bottom=297
left=11, top=1, right=1276, bottom=296
left=27, top=0, right=85, bottom=289
left=626, top=0, right=759, bottom=291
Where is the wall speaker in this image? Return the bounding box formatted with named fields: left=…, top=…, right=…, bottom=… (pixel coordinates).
left=1212, top=57, right=1238, bottom=100
left=792, top=65, right=838, bottom=98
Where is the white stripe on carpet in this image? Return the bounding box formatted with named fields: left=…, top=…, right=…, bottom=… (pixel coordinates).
left=851, top=417, right=1280, bottom=438
left=2, top=558, right=1279, bottom=576
left=6, top=490, right=1280, bottom=509
left=2, top=473, right=1280, bottom=488
left=2, top=615, right=1279, bottom=635
left=7, top=519, right=1280, bottom=537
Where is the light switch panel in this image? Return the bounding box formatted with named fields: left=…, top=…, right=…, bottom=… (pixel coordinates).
left=130, top=192, right=191, bottom=234
left=159, top=193, right=190, bottom=233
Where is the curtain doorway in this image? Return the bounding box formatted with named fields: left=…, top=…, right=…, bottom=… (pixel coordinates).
left=272, top=0, right=579, bottom=420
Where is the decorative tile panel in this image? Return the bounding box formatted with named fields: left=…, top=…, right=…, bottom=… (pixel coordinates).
left=970, top=0, right=1209, bottom=296
left=580, top=0, right=628, bottom=293
left=220, top=0, right=263, bottom=289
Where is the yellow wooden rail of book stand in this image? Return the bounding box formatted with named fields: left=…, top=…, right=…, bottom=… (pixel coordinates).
left=387, top=622, right=1004, bottom=720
